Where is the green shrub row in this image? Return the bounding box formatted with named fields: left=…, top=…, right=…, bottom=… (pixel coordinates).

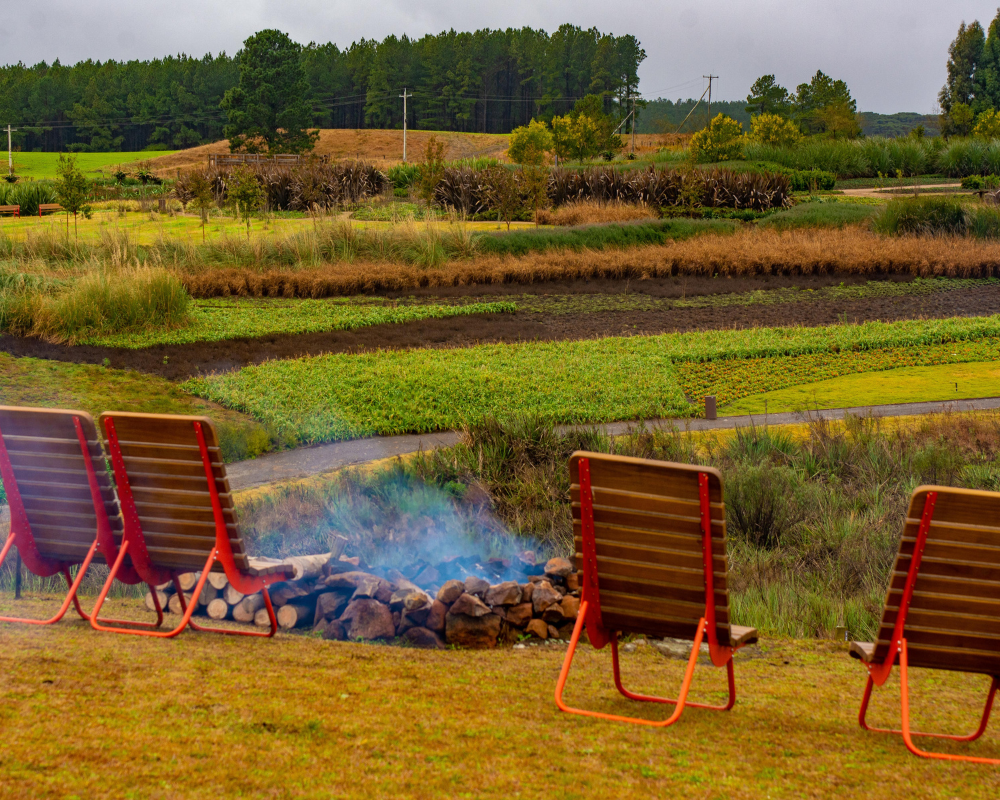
left=872, top=195, right=1000, bottom=238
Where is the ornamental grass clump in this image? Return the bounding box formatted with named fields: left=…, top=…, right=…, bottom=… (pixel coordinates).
left=1, top=265, right=191, bottom=343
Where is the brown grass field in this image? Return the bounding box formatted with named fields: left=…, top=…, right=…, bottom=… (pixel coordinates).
left=145, top=131, right=685, bottom=175
left=181, top=228, right=1000, bottom=299
left=1, top=596, right=998, bottom=799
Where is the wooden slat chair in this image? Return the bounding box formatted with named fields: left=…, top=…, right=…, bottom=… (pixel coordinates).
left=0, top=406, right=162, bottom=628
left=556, top=452, right=758, bottom=727
left=850, top=485, right=1000, bottom=764
left=89, top=412, right=293, bottom=638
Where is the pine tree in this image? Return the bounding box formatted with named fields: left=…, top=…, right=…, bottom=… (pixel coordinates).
left=220, top=30, right=318, bottom=154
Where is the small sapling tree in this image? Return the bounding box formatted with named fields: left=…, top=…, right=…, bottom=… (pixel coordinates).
left=227, top=165, right=265, bottom=238
left=483, top=165, right=525, bottom=231
left=418, top=135, right=446, bottom=205
left=187, top=172, right=215, bottom=242
left=54, top=154, right=90, bottom=240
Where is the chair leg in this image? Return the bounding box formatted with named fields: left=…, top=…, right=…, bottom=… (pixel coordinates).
left=89, top=544, right=211, bottom=638
left=611, top=626, right=737, bottom=712
left=858, top=639, right=1000, bottom=764
left=899, top=640, right=1000, bottom=764
left=554, top=601, right=706, bottom=727
left=181, top=580, right=279, bottom=638
left=69, top=571, right=166, bottom=630
left=0, top=533, right=99, bottom=626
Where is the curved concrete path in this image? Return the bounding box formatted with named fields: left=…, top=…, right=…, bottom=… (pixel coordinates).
left=225, top=395, right=1000, bottom=492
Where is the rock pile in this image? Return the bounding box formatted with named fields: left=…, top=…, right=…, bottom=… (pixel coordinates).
left=145, top=552, right=581, bottom=649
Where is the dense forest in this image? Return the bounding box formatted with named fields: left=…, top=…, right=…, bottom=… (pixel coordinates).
left=0, top=24, right=644, bottom=152
left=635, top=99, right=751, bottom=133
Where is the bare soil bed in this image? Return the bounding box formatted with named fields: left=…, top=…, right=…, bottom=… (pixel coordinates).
left=3, top=278, right=999, bottom=380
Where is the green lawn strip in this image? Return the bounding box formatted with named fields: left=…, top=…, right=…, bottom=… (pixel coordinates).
left=81, top=299, right=516, bottom=348
left=1, top=614, right=998, bottom=799
left=185, top=315, right=1000, bottom=445
left=679, top=338, right=1000, bottom=408
left=0, top=353, right=273, bottom=467
left=723, top=361, right=1000, bottom=415
left=184, top=338, right=688, bottom=445
left=8, top=151, right=179, bottom=180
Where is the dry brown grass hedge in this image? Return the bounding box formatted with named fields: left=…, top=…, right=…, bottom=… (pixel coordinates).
left=181, top=228, right=1000, bottom=298
left=535, top=200, right=658, bottom=226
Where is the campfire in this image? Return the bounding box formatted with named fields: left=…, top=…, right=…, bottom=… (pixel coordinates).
left=144, top=542, right=580, bottom=648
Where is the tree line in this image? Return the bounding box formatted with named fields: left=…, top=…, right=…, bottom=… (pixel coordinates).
left=940, top=10, right=1000, bottom=136
left=0, top=24, right=644, bottom=153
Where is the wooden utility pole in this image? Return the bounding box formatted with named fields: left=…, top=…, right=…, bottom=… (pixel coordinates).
left=399, top=88, right=412, bottom=162
left=6, top=124, right=16, bottom=176
left=703, top=75, right=718, bottom=124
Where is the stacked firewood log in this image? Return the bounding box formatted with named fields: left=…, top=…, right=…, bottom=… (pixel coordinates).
left=142, top=550, right=581, bottom=649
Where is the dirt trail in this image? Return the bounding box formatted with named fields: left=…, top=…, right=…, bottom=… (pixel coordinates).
left=841, top=183, right=962, bottom=198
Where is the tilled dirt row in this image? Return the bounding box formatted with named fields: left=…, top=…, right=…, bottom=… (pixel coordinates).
left=3, top=287, right=999, bottom=381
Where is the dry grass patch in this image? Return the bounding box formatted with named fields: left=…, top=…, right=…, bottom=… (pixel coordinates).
left=536, top=200, right=659, bottom=226
left=0, top=599, right=998, bottom=799
left=182, top=227, right=1000, bottom=298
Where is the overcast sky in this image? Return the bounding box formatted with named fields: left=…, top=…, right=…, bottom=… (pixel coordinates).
left=0, top=1, right=994, bottom=113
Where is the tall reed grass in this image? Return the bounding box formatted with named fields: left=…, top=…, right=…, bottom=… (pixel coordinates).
left=0, top=265, right=191, bottom=343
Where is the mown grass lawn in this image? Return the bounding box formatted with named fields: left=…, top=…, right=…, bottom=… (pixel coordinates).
left=724, top=361, right=1000, bottom=415
left=0, top=597, right=997, bottom=799
left=7, top=151, right=180, bottom=180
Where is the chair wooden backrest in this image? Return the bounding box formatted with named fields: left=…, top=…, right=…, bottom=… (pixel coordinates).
left=97, top=412, right=252, bottom=578
left=569, top=452, right=732, bottom=648
left=870, top=485, right=1000, bottom=677
left=0, top=406, right=121, bottom=576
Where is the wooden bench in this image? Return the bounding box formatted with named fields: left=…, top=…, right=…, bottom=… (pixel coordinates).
left=37, top=203, right=62, bottom=217
left=0, top=204, right=19, bottom=217
left=89, top=412, right=294, bottom=638
left=0, top=406, right=160, bottom=628
left=850, top=485, right=1000, bottom=764
left=555, top=452, right=758, bottom=727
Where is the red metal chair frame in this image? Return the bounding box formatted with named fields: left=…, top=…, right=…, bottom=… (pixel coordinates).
left=89, top=418, right=282, bottom=638
left=555, top=460, right=745, bottom=727
left=857, top=490, right=1000, bottom=764
left=0, top=415, right=162, bottom=629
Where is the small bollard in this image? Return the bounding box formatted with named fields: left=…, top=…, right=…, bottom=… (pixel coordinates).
left=158, top=196, right=166, bottom=214
left=704, top=395, right=717, bottom=421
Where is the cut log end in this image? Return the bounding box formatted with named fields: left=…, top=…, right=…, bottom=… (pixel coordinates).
left=206, top=598, right=231, bottom=621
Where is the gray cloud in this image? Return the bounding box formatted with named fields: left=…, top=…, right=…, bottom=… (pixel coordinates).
left=2, top=0, right=991, bottom=112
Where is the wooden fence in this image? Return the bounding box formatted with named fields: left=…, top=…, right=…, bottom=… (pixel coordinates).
left=207, top=153, right=329, bottom=168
